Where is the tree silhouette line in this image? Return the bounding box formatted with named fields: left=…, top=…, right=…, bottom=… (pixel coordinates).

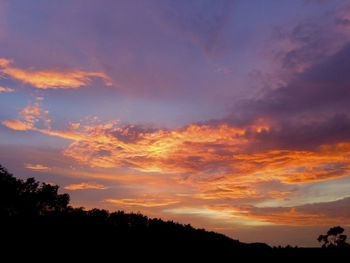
left=0, top=164, right=349, bottom=258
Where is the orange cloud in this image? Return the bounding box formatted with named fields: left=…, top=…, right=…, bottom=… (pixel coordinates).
left=5, top=111, right=350, bottom=227
left=64, top=182, right=107, bottom=190
left=230, top=145, right=350, bottom=185
left=2, top=119, right=33, bottom=131
left=3, top=107, right=350, bottom=190
left=25, top=163, right=50, bottom=170
left=0, top=58, right=112, bottom=89
left=19, top=102, right=47, bottom=123
left=0, top=58, right=11, bottom=67
left=3, top=104, right=350, bottom=204
left=57, top=121, right=350, bottom=207
left=2, top=101, right=50, bottom=131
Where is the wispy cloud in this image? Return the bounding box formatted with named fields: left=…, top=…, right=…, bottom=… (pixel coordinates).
left=0, top=58, right=112, bottom=89
left=64, top=182, right=107, bottom=190
left=209, top=196, right=350, bottom=226
left=2, top=119, right=33, bottom=131
left=105, top=197, right=179, bottom=208
left=2, top=100, right=50, bottom=131
left=0, top=86, right=14, bottom=93
left=25, top=163, right=50, bottom=170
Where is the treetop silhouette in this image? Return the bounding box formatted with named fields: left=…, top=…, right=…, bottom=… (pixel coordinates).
left=0, top=164, right=69, bottom=216
left=318, top=226, right=350, bottom=248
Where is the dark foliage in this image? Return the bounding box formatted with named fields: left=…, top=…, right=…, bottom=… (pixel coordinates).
left=0, top=165, right=69, bottom=216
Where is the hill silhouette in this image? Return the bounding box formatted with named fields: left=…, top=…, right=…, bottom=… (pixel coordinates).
left=1, top=164, right=349, bottom=259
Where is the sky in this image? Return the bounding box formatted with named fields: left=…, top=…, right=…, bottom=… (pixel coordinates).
left=1, top=0, right=350, bottom=247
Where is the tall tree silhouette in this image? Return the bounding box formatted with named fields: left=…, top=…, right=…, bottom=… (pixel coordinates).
left=318, top=226, right=350, bottom=248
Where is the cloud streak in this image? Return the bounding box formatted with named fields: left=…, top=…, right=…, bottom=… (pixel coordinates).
left=0, top=58, right=112, bottom=89
left=105, top=197, right=180, bottom=208
left=210, top=196, right=350, bottom=226
left=64, top=182, right=107, bottom=190
left=0, top=86, right=14, bottom=93
left=25, top=163, right=50, bottom=170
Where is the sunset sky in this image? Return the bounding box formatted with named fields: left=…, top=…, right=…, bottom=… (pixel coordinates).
left=1, top=0, right=350, bottom=247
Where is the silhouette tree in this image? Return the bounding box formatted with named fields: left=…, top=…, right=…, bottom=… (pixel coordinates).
left=318, top=226, right=350, bottom=248
left=0, top=164, right=69, bottom=216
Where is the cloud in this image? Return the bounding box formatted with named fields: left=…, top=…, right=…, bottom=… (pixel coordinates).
left=232, top=35, right=350, bottom=153
left=25, top=163, right=50, bottom=170
left=105, top=197, right=179, bottom=208
left=248, top=4, right=350, bottom=108
left=0, top=86, right=14, bottom=92
left=58, top=121, right=350, bottom=186
left=251, top=43, right=350, bottom=118
left=267, top=5, right=350, bottom=78
left=2, top=119, right=33, bottom=131
left=0, top=58, right=11, bottom=67
left=3, top=104, right=350, bottom=193
left=0, top=58, right=112, bottom=89
left=64, top=182, right=106, bottom=190
left=2, top=101, right=50, bottom=131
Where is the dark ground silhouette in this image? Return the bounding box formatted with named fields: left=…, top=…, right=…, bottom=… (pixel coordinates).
left=0, top=164, right=349, bottom=259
